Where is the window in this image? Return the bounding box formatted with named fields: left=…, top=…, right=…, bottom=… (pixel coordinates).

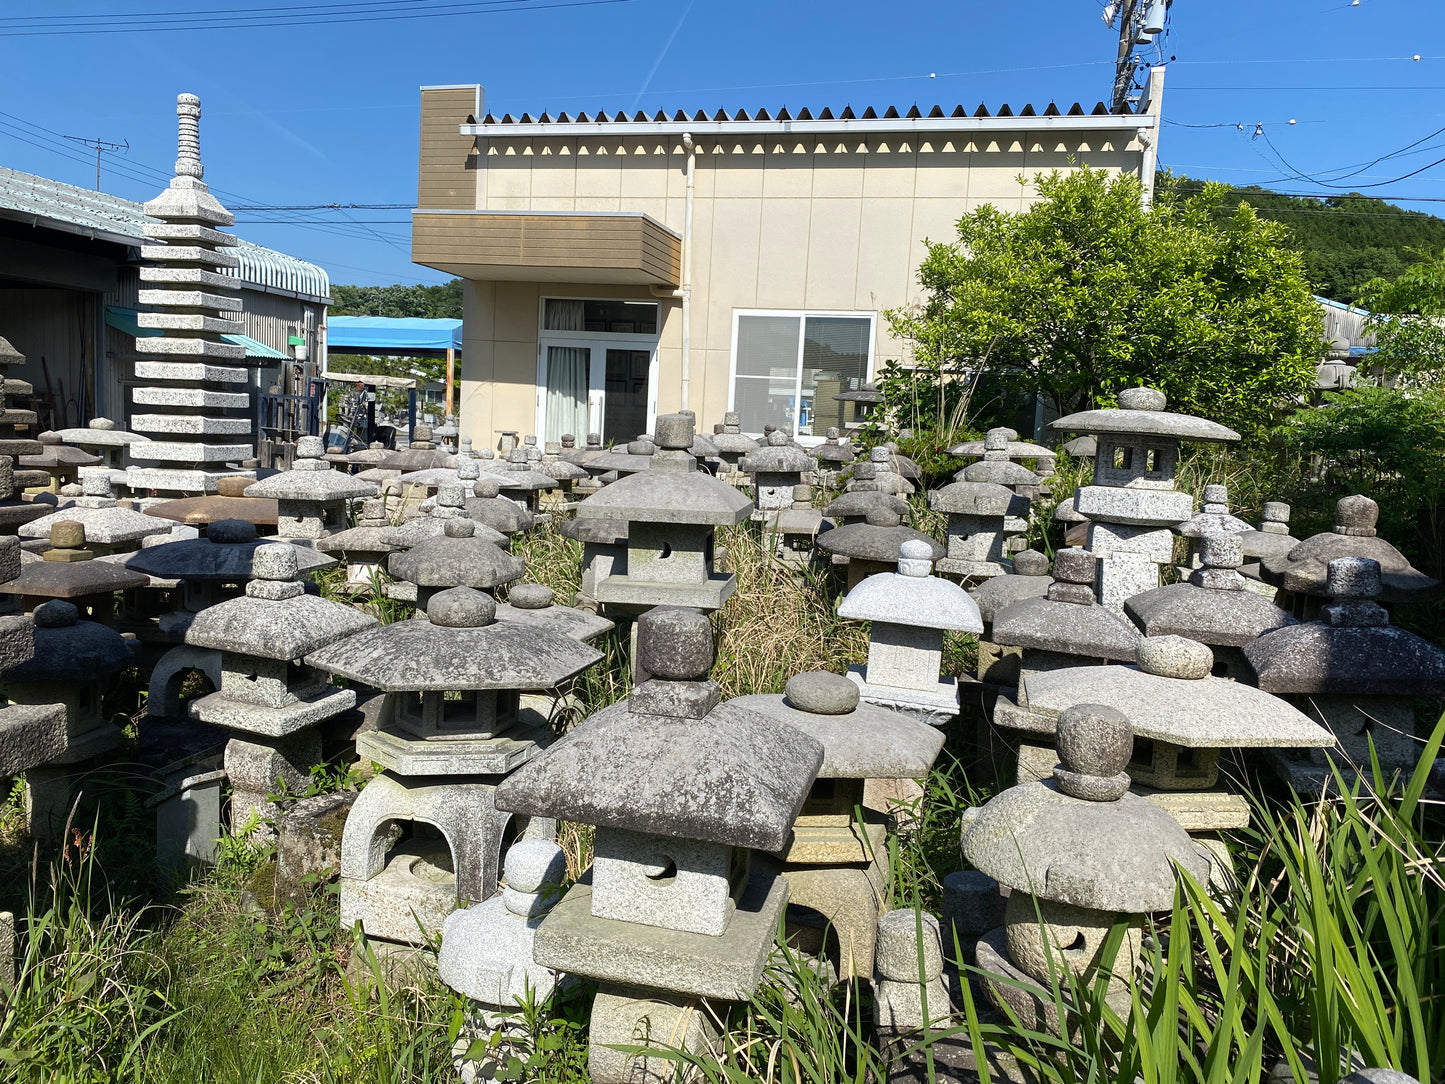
left=543, top=298, right=658, bottom=336
left=729, top=311, right=874, bottom=437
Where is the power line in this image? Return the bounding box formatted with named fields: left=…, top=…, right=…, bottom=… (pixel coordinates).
left=1259, top=129, right=1445, bottom=190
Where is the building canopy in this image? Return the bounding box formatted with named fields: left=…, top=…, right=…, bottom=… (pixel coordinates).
left=328, top=316, right=462, bottom=356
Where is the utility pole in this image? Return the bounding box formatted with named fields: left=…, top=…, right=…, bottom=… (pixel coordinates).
left=1110, top=0, right=1141, bottom=114
left=65, top=135, right=128, bottom=190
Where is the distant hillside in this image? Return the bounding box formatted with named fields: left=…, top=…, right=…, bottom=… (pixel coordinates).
left=1168, top=175, right=1445, bottom=303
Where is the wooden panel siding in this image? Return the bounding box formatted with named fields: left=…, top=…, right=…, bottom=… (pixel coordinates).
left=413, top=212, right=681, bottom=285
left=419, top=87, right=480, bottom=210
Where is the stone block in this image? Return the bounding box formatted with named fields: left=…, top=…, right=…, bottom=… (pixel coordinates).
left=277, top=792, right=353, bottom=885
left=0, top=703, right=67, bottom=777
left=588, top=985, right=718, bottom=1084
left=628, top=524, right=712, bottom=586
left=864, top=623, right=944, bottom=694
left=339, top=835, right=458, bottom=945
left=1076, top=484, right=1192, bottom=527
left=874, top=975, right=952, bottom=1031
left=1086, top=520, right=1176, bottom=562
left=942, top=870, right=1005, bottom=942
left=846, top=666, right=960, bottom=727
left=591, top=827, right=742, bottom=936
left=1096, top=552, right=1161, bottom=614
left=875, top=909, right=944, bottom=982
left=778, top=862, right=884, bottom=980
left=628, top=678, right=720, bottom=719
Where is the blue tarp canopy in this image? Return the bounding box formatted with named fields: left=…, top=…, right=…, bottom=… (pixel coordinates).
left=328, top=316, right=462, bottom=355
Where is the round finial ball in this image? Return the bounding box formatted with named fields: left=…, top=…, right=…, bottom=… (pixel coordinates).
left=216, top=475, right=252, bottom=497
left=90, top=417, right=116, bottom=431
left=509, top=583, right=554, bottom=610
left=766, top=430, right=788, bottom=447
left=1056, top=704, right=1133, bottom=778
left=1327, top=556, right=1381, bottom=599
left=1336, top=494, right=1379, bottom=530
left=296, top=435, right=324, bottom=459
left=636, top=606, right=714, bottom=681
left=561, top=433, right=576, bottom=446
left=865, top=507, right=901, bottom=527
left=505, top=839, right=566, bottom=894
left=587, top=432, right=601, bottom=445
left=429, top=586, right=496, bottom=628
left=473, top=478, right=501, bottom=499
left=1012, top=549, right=1050, bottom=577
left=443, top=517, right=476, bottom=538
left=1118, top=387, right=1167, bottom=411
left=252, top=543, right=298, bottom=582
left=900, top=539, right=933, bottom=562
left=784, top=670, right=860, bottom=715
left=1136, top=635, right=1213, bottom=680
left=457, top=459, right=480, bottom=481
left=208, top=518, right=257, bottom=544
left=48, top=520, right=85, bottom=549
left=34, top=599, right=79, bottom=628
left=626, top=439, right=655, bottom=457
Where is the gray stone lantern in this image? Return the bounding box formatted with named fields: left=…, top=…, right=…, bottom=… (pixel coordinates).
left=772, top=485, right=828, bottom=568
left=949, top=428, right=1042, bottom=499
left=834, top=381, right=881, bottom=433
left=464, top=477, right=534, bottom=537
left=711, top=412, right=760, bottom=484
left=537, top=440, right=590, bottom=507
left=1125, top=532, right=1296, bottom=681
left=1174, top=484, right=1251, bottom=572
left=999, top=635, right=1332, bottom=832
left=863, top=445, right=912, bottom=497
left=837, top=540, right=983, bottom=725
left=0, top=611, right=65, bottom=782
left=495, top=582, right=614, bottom=643
left=382, top=483, right=506, bottom=558
left=5, top=599, right=136, bottom=839
left=815, top=507, right=943, bottom=591
left=21, top=469, right=173, bottom=555
left=964, top=704, right=1210, bottom=1029
left=144, top=474, right=280, bottom=535
left=21, top=432, right=102, bottom=495
left=740, top=432, right=818, bottom=524
left=243, top=436, right=376, bottom=544
left=560, top=516, right=628, bottom=610
left=306, top=584, right=601, bottom=947
left=495, top=606, right=823, bottom=1083
left=928, top=476, right=1031, bottom=580
left=574, top=413, right=751, bottom=614
left=52, top=419, right=143, bottom=476
left=314, top=498, right=397, bottom=589
left=1049, top=387, right=1240, bottom=613
left=821, top=487, right=909, bottom=529
left=184, top=543, right=376, bottom=831
left=1, top=521, right=149, bottom=626
left=1236, top=501, right=1296, bottom=590
left=1259, top=496, right=1440, bottom=619
left=970, top=548, right=1053, bottom=689
left=948, top=428, right=1056, bottom=498
left=813, top=427, right=855, bottom=489
left=388, top=518, right=525, bottom=614
left=1245, top=556, right=1445, bottom=792
left=379, top=425, right=450, bottom=472
left=735, top=670, right=943, bottom=980
left=0, top=340, right=44, bottom=488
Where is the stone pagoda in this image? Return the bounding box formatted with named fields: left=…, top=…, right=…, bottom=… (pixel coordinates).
left=1125, top=532, right=1296, bottom=681
left=964, top=705, right=1209, bottom=1029
left=128, top=94, right=253, bottom=496
left=495, top=607, right=823, bottom=1083
left=740, top=431, right=818, bottom=524
left=1049, top=387, right=1240, bottom=613
left=1245, top=556, right=1445, bottom=792
left=307, top=584, right=601, bottom=947
left=573, top=414, right=751, bottom=614
left=0, top=339, right=47, bottom=490
left=735, top=670, right=943, bottom=980
left=183, top=543, right=376, bottom=831
left=242, top=435, right=376, bottom=544
left=837, top=539, right=983, bottom=726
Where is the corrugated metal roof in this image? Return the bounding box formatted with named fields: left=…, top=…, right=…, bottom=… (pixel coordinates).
left=478, top=101, right=1118, bottom=126
left=0, top=165, right=331, bottom=303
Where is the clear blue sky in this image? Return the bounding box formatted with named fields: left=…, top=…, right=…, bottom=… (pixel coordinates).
left=1, top=0, right=1440, bottom=287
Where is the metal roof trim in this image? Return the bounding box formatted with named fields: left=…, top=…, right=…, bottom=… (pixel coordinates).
left=461, top=113, right=1151, bottom=139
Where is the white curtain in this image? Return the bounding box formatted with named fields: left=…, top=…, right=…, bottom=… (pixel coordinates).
left=544, top=299, right=586, bottom=332
left=545, top=345, right=589, bottom=441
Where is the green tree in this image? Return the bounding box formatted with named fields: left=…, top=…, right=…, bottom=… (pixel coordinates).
left=330, top=279, right=462, bottom=319
left=887, top=168, right=1324, bottom=437
left=1358, top=249, right=1445, bottom=387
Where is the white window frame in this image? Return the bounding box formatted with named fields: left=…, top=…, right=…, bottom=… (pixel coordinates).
left=726, top=309, right=877, bottom=444
left=535, top=295, right=661, bottom=443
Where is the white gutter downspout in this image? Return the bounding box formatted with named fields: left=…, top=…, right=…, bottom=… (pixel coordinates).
left=680, top=132, right=695, bottom=411
left=1138, top=66, right=1166, bottom=208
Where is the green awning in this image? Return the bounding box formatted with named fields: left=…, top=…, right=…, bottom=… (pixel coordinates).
left=105, top=306, right=289, bottom=360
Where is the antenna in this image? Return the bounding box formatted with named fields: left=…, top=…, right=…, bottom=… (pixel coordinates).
left=63, top=134, right=129, bottom=190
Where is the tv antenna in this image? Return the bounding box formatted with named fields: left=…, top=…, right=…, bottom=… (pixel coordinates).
left=62, top=134, right=129, bottom=190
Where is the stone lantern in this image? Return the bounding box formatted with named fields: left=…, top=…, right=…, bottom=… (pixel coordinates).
left=772, top=485, right=828, bottom=568
left=495, top=606, right=823, bottom=1083
left=1236, top=501, right=1296, bottom=593
left=834, top=381, right=881, bottom=433
left=5, top=599, right=137, bottom=839
left=1049, top=387, right=1240, bottom=613
left=1245, top=556, right=1445, bottom=792
left=863, top=446, right=912, bottom=497
left=735, top=670, right=943, bottom=979
left=969, top=548, right=1053, bottom=689
left=464, top=477, right=534, bottom=537
left=1259, top=496, right=1439, bottom=619
left=388, top=518, right=524, bottom=614
left=574, top=413, right=751, bottom=614
left=740, top=432, right=818, bottom=524
left=21, top=470, right=172, bottom=555
left=560, top=516, right=628, bottom=610
left=947, top=428, right=1056, bottom=498
left=1174, top=483, right=1251, bottom=572
left=964, top=704, right=1210, bottom=1029
left=1125, top=532, right=1296, bottom=681
left=815, top=508, right=943, bottom=591
left=949, top=428, right=1042, bottom=499
left=314, top=498, right=397, bottom=589
left=821, top=486, right=909, bottom=529
left=306, top=584, right=601, bottom=946
left=928, top=476, right=1031, bottom=580
left=2, top=521, right=149, bottom=625
left=812, top=427, right=855, bottom=489
left=21, top=432, right=101, bottom=495
left=837, top=539, right=983, bottom=725
left=379, top=424, right=450, bottom=472
left=184, top=543, right=376, bottom=830
left=0, top=340, right=45, bottom=485
left=144, top=474, right=280, bottom=535
left=243, top=436, right=376, bottom=544
left=711, top=412, right=760, bottom=485
left=537, top=440, right=589, bottom=507
left=0, top=611, right=65, bottom=782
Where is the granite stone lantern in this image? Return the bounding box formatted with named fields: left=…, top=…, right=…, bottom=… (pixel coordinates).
left=243, top=436, right=376, bottom=545
left=989, top=547, right=1141, bottom=684
left=315, top=498, right=397, bottom=589
left=1236, top=501, right=1297, bottom=594
left=771, top=485, right=829, bottom=568
left=812, top=427, right=856, bottom=489
left=6, top=599, right=137, bottom=840
left=815, top=508, right=944, bottom=592
left=21, top=433, right=102, bottom=495
left=1245, top=556, right=1445, bottom=792
left=21, top=470, right=173, bottom=556
left=969, top=548, right=1053, bottom=689
left=928, top=474, right=1032, bottom=580
left=495, top=606, right=823, bottom=1084
left=864, top=445, right=913, bottom=497
left=834, top=381, right=881, bottom=434
left=837, top=539, right=983, bottom=726
left=740, top=431, right=818, bottom=526
left=1049, top=387, right=1241, bottom=613
left=1259, top=496, right=1439, bottom=619
left=464, top=477, right=534, bottom=537
left=1174, top=484, right=1251, bottom=572
left=574, top=414, right=751, bottom=614
left=964, top=705, right=1210, bottom=1030
left=184, top=543, right=376, bottom=831
left=949, top=428, right=1042, bottom=500
left=388, top=517, right=525, bottom=614
left=560, top=516, right=628, bottom=611
left=710, top=412, right=759, bottom=486
left=382, top=485, right=507, bottom=564
left=821, top=486, right=909, bottom=529
left=948, top=429, right=1056, bottom=499
left=735, top=670, right=943, bottom=979
left=997, top=636, right=1333, bottom=833
left=307, top=584, right=601, bottom=947
left=1126, top=531, right=1296, bottom=681
left=537, top=440, right=590, bottom=508
left=380, top=425, right=451, bottom=473
left=495, top=582, right=615, bottom=643
left=0, top=611, right=66, bottom=783
left=1, top=521, right=150, bottom=626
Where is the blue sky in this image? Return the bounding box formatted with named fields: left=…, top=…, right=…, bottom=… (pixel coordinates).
left=1, top=0, right=1440, bottom=286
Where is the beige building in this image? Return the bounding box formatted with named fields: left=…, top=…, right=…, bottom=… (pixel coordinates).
left=412, top=70, right=1164, bottom=446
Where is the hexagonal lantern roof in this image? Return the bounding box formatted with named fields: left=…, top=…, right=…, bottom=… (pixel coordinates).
left=125, top=528, right=336, bottom=581
left=185, top=588, right=376, bottom=661
left=576, top=467, right=753, bottom=527
left=387, top=528, right=526, bottom=589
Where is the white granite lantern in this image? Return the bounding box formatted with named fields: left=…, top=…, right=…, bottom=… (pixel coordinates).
left=243, top=436, right=376, bottom=543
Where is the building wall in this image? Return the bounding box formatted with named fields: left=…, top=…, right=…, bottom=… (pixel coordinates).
left=436, top=117, right=1151, bottom=443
